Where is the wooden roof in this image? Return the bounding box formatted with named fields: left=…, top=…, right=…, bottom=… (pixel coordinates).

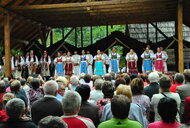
left=0, top=0, right=190, bottom=49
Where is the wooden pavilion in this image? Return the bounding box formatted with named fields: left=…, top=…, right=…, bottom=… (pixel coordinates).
left=0, top=0, right=190, bottom=77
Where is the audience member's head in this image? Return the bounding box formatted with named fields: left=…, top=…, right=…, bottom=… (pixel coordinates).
left=130, top=78, right=144, bottom=95
left=27, top=76, right=33, bottom=84
left=20, top=78, right=26, bottom=86
left=123, top=74, right=131, bottom=85
left=2, top=93, right=15, bottom=109
left=38, top=116, right=67, bottom=128
left=92, top=75, right=101, bottom=83
left=159, top=75, right=171, bottom=90
left=94, top=79, right=104, bottom=90
left=70, top=75, right=79, bottom=85
left=0, top=80, right=6, bottom=93
left=10, top=80, right=21, bottom=93
left=76, top=85, right=90, bottom=101
left=158, top=97, right=177, bottom=123
left=79, top=73, right=85, bottom=80
left=56, top=77, right=69, bottom=87
left=174, top=73, right=184, bottom=84
left=102, top=81, right=114, bottom=98
left=111, top=95, right=131, bottom=119
left=129, top=74, right=138, bottom=81
left=31, top=78, right=41, bottom=90
left=83, top=74, right=91, bottom=83
left=57, top=81, right=66, bottom=96
left=109, top=72, right=115, bottom=80
left=43, top=80, right=58, bottom=96
left=104, top=74, right=112, bottom=81
left=114, top=78, right=126, bottom=89
left=148, top=72, right=159, bottom=83
left=3, top=77, right=9, bottom=84
left=116, top=85, right=132, bottom=103
left=183, top=72, right=190, bottom=83
left=62, top=91, right=81, bottom=115
left=6, top=98, right=25, bottom=119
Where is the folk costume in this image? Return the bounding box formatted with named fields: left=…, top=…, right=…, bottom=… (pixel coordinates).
left=80, top=55, right=88, bottom=74
left=54, top=56, right=65, bottom=76
left=94, top=54, right=105, bottom=75
left=126, top=52, right=138, bottom=73
left=72, top=54, right=80, bottom=76
left=141, top=51, right=153, bottom=73
left=26, top=55, right=39, bottom=74
left=154, top=52, right=166, bottom=72
left=40, top=55, right=51, bottom=77
left=65, top=56, right=74, bottom=76
left=108, top=53, right=120, bottom=73
left=11, top=56, right=24, bottom=78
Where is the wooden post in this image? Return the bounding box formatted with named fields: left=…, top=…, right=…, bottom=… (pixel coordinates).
left=4, top=13, right=11, bottom=77
left=178, top=0, right=184, bottom=72
left=146, top=23, right=149, bottom=43
left=90, top=26, right=93, bottom=45
left=50, top=30, right=53, bottom=46
left=75, top=27, right=77, bottom=47
left=155, top=22, right=158, bottom=43
left=106, top=25, right=109, bottom=37
left=81, top=27, right=83, bottom=48
left=62, top=28, right=64, bottom=39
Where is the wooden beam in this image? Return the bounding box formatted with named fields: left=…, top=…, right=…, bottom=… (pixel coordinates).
left=146, top=23, right=149, bottom=43
left=50, top=30, right=53, bottom=46
left=81, top=27, right=83, bottom=48
left=106, top=25, right=108, bottom=36
left=90, top=26, right=93, bottom=45
left=75, top=27, right=77, bottom=47
left=178, top=0, right=184, bottom=72
left=4, top=13, right=11, bottom=77
left=150, top=22, right=169, bottom=39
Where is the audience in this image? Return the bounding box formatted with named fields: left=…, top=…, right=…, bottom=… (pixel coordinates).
left=83, top=74, right=93, bottom=88
left=76, top=85, right=100, bottom=126
left=98, top=95, right=142, bottom=128
left=38, top=116, right=67, bottom=128
left=31, top=80, right=63, bottom=124
left=61, top=91, right=95, bottom=128
left=0, top=98, right=37, bottom=128
left=148, top=97, right=181, bottom=128
left=0, top=80, right=6, bottom=110
left=170, top=73, right=184, bottom=93
left=114, top=77, right=126, bottom=89
left=122, top=74, right=131, bottom=85
left=56, top=81, right=66, bottom=102
left=69, top=75, right=79, bottom=91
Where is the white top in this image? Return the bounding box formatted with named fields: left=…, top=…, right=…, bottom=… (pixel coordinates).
left=86, top=54, right=93, bottom=65
left=54, top=56, right=66, bottom=64
left=26, top=55, right=39, bottom=65
left=126, top=53, right=138, bottom=62
left=80, top=55, right=89, bottom=62
left=72, top=54, right=80, bottom=64
left=11, top=56, right=24, bottom=70
left=161, top=51, right=168, bottom=61
left=40, top=56, right=51, bottom=64
left=141, top=52, right=154, bottom=60
left=94, top=54, right=105, bottom=61
left=65, top=56, right=74, bottom=63
left=109, top=53, right=120, bottom=59
left=153, top=52, right=166, bottom=60
left=102, top=53, right=109, bottom=64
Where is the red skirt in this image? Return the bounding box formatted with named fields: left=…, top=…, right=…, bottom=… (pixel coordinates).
left=128, top=61, right=138, bottom=73
left=65, top=63, right=73, bottom=75
left=155, top=60, right=164, bottom=72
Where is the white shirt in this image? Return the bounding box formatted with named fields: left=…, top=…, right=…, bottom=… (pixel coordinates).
left=72, top=54, right=80, bottom=64
left=126, top=53, right=138, bottom=62
left=26, top=55, right=39, bottom=65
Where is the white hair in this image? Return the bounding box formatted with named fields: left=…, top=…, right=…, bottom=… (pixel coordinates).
left=43, top=80, right=58, bottom=95
left=148, top=72, right=159, bottom=83
left=6, top=98, right=25, bottom=118
left=3, top=77, right=9, bottom=83
left=70, top=75, right=79, bottom=85
left=62, top=91, right=81, bottom=114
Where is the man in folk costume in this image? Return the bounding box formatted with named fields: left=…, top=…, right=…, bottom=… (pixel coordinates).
left=102, top=51, right=109, bottom=74
left=94, top=50, right=105, bottom=75
left=65, top=51, right=74, bottom=76
left=160, top=47, right=168, bottom=72
left=40, top=50, right=51, bottom=77
left=11, top=53, right=24, bottom=78
left=26, top=50, right=39, bottom=74
left=54, top=52, right=65, bottom=77
left=153, top=47, right=166, bottom=72
left=125, top=49, right=138, bottom=73
left=141, top=47, right=154, bottom=73
left=80, top=50, right=89, bottom=74
left=108, top=48, right=120, bottom=74
left=86, top=51, right=93, bottom=75
left=72, top=51, right=80, bottom=76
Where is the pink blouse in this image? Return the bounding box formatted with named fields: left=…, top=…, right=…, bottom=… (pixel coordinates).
left=148, top=121, right=180, bottom=128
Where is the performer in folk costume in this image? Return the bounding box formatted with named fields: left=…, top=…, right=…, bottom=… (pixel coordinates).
left=94, top=50, right=105, bottom=75
left=72, top=51, right=80, bottom=76
left=26, top=50, right=39, bottom=74
left=54, top=52, right=65, bottom=76
left=108, top=48, right=120, bottom=73
left=153, top=47, right=166, bottom=72
left=80, top=50, right=89, bottom=74
left=64, top=51, right=74, bottom=76
left=86, top=51, right=93, bottom=75
left=11, top=53, right=24, bottom=78
left=40, top=50, right=51, bottom=77
left=160, top=47, right=168, bottom=72
left=102, top=52, right=109, bottom=74
left=125, top=49, right=138, bottom=73
left=141, top=47, right=154, bottom=73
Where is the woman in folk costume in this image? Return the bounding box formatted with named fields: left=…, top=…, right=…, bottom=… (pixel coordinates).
left=160, top=47, right=168, bottom=72
left=11, top=53, right=24, bottom=78
left=54, top=52, right=65, bottom=76
left=86, top=51, right=93, bottom=75
left=72, top=51, right=80, bottom=76
left=80, top=50, right=89, bottom=74
left=153, top=47, right=166, bottom=72
left=65, top=51, right=74, bottom=76
left=141, top=47, right=154, bottom=73
left=40, top=50, right=51, bottom=77
left=26, top=50, right=39, bottom=74
left=94, top=50, right=105, bottom=75
left=125, top=49, right=138, bottom=73
left=108, top=48, right=120, bottom=74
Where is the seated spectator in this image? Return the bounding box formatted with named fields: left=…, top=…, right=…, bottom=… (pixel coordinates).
left=20, top=78, right=30, bottom=99
left=122, top=74, right=131, bottom=85
left=56, top=76, right=69, bottom=91
left=90, top=79, right=104, bottom=103
left=38, top=116, right=67, bottom=128
left=79, top=73, right=85, bottom=84
left=76, top=85, right=99, bottom=127
left=83, top=74, right=93, bottom=88
left=170, top=73, right=184, bottom=93
left=97, top=81, right=114, bottom=117
left=0, top=98, right=37, bottom=128
left=151, top=75, right=181, bottom=122
left=104, top=74, right=112, bottom=81
left=101, top=85, right=145, bottom=127
left=28, top=78, right=44, bottom=105
left=130, top=78, right=150, bottom=127
left=148, top=97, right=181, bottom=128
left=98, top=95, right=142, bottom=128
left=0, top=80, right=6, bottom=110
left=69, top=75, right=79, bottom=91
left=0, top=93, right=15, bottom=122
left=31, top=80, right=63, bottom=124
left=27, top=76, right=34, bottom=87
left=114, top=77, right=126, bottom=89
left=3, top=77, right=10, bottom=88
left=56, top=81, right=66, bottom=102
left=61, top=91, right=95, bottom=128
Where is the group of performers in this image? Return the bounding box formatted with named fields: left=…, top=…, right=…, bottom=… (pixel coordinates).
left=7, top=46, right=168, bottom=78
